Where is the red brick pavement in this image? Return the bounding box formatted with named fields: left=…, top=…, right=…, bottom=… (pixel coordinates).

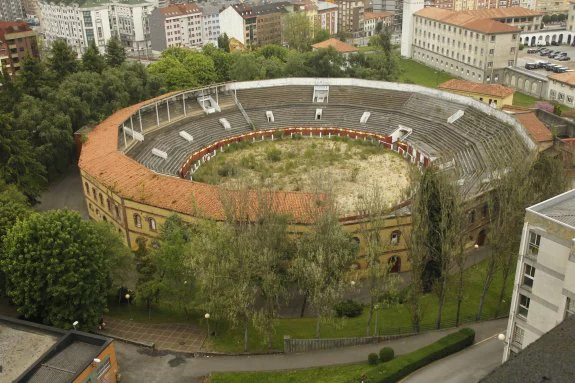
left=99, top=318, right=207, bottom=352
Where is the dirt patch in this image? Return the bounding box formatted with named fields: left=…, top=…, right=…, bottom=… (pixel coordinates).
left=193, top=137, right=412, bottom=215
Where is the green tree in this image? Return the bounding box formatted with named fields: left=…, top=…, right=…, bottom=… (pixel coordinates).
left=16, top=56, right=48, bottom=98
left=229, top=53, right=266, bottom=81
left=313, top=29, right=330, bottom=44
left=1, top=210, right=116, bottom=329
left=134, top=237, right=158, bottom=311
left=105, top=35, right=126, bottom=67
left=148, top=48, right=217, bottom=91
left=203, top=44, right=232, bottom=82
left=49, top=40, right=79, bottom=78
left=305, top=47, right=345, bottom=77
left=82, top=40, right=106, bottom=73
left=283, top=12, right=314, bottom=52
left=218, top=33, right=231, bottom=52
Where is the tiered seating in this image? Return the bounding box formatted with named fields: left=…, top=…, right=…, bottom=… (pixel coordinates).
left=402, top=94, right=464, bottom=121
left=328, top=86, right=412, bottom=111
left=236, top=86, right=313, bottom=109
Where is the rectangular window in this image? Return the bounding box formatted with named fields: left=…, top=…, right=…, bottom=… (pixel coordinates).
left=508, top=60, right=514, bottom=66
left=518, top=294, right=530, bottom=318
left=487, top=62, right=493, bottom=68
left=528, top=231, right=540, bottom=256
left=512, top=324, right=525, bottom=347
left=523, top=264, right=535, bottom=288
left=489, top=49, right=494, bottom=54
left=490, top=35, right=496, bottom=42
left=566, top=297, right=575, bottom=318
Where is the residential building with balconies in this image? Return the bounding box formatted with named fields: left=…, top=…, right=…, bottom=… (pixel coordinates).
left=0, top=20, right=39, bottom=76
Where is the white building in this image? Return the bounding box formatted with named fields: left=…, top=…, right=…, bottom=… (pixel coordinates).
left=0, top=0, right=24, bottom=21
left=503, top=189, right=575, bottom=361
left=547, top=72, right=575, bottom=108
left=400, top=0, right=424, bottom=58
left=201, top=4, right=220, bottom=46
left=149, top=3, right=202, bottom=51
left=40, top=0, right=155, bottom=56
left=363, top=10, right=393, bottom=37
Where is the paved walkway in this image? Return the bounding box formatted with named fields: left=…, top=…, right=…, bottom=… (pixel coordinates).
left=115, top=318, right=507, bottom=383
left=99, top=318, right=206, bottom=353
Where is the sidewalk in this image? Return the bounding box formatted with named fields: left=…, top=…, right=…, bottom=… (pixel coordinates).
left=115, top=318, right=508, bottom=382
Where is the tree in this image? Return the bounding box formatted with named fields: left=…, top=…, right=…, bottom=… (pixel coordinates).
left=105, top=35, right=126, bottom=67
left=218, top=33, right=231, bottom=52
left=305, top=47, right=345, bottom=77
left=148, top=48, right=217, bottom=91
left=16, top=56, right=48, bottom=98
left=82, top=40, right=106, bottom=73
left=229, top=53, right=266, bottom=81
left=369, top=27, right=393, bottom=53
left=1, top=210, right=116, bottom=329
left=283, top=12, right=314, bottom=52
left=313, top=29, right=331, bottom=44
left=134, top=237, right=158, bottom=312
left=49, top=40, right=78, bottom=78
left=203, top=44, right=232, bottom=82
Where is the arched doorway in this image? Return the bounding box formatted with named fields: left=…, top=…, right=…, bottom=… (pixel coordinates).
left=525, top=79, right=531, bottom=92
left=531, top=36, right=536, bottom=46
left=569, top=35, right=573, bottom=45
left=477, top=229, right=487, bottom=246
left=388, top=256, right=401, bottom=273
left=559, top=34, right=564, bottom=44
left=545, top=35, right=550, bottom=44
left=552, top=34, right=557, bottom=43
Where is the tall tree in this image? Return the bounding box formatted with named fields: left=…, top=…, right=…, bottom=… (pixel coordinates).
left=82, top=40, right=106, bottom=73
left=16, top=56, right=48, bottom=98
left=1, top=210, right=117, bottom=329
left=49, top=40, right=79, bottom=78
left=282, top=12, right=314, bottom=52
left=217, top=33, right=231, bottom=52
left=105, top=35, right=126, bottom=67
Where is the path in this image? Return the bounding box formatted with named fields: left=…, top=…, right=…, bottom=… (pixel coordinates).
left=115, top=318, right=507, bottom=383
left=401, top=334, right=504, bottom=383
left=35, top=165, right=88, bottom=219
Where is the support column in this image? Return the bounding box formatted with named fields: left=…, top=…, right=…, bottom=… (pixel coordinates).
left=155, top=103, right=159, bottom=126
left=130, top=115, right=134, bottom=131
left=167, top=99, right=171, bottom=122
left=122, top=124, right=127, bottom=149
left=183, top=94, right=187, bottom=116
left=139, top=109, right=143, bottom=132
left=216, top=87, right=219, bottom=104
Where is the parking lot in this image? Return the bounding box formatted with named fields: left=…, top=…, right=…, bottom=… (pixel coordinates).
left=518, top=45, right=575, bottom=76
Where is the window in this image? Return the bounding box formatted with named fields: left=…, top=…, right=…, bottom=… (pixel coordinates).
left=487, top=61, right=493, bottom=68
left=518, top=294, right=530, bottom=318
left=512, top=324, right=525, bottom=347
left=149, top=217, right=157, bottom=231
left=107, top=198, right=112, bottom=212
left=512, top=33, right=517, bottom=40
left=115, top=205, right=120, bottom=218
left=84, top=182, right=89, bottom=193
left=528, top=231, right=540, bottom=256
left=99, top=193, right=103, bottom=205
left=134, top=214, right=142, bottom=228
left=508, top=60, right=514, bottom=66
left=510, top=47, right=516, bottom=54
left=565, top=297, right=575, bottom=318
left=490, top=36, right=495, bottom=42
left=92, top=187, right=97, bottom=199
left=489, top=49, right=494, bottom=54
left=391, top=230, right=401, bottom=245
left=523, top=264, right=535, bottom=288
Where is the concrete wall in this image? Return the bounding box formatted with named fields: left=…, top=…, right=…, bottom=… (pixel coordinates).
left=503, top=67, right=548, bottom=98
left=219, top=6, right=245, bottom=45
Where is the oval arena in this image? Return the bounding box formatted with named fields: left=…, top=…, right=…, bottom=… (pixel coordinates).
left=79, top=78, right=535, bottom=272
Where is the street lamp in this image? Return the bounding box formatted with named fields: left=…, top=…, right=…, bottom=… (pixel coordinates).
left=73, top=321, right=79, bottom=330
left=497, top=333, right=506, bottom=342
left=474, top=244, right=479, bottom=249
left=205, top=313, right=211, bottom=338
left=125, top=293, right=132, bottom=320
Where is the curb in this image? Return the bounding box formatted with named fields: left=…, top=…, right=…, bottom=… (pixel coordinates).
left=95, top=332, right=155, bottom=349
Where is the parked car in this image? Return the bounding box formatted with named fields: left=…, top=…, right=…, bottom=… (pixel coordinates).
left=536, top=61, right=550, bottom=68
left=527, top=48, right=540, bottom=54
left=525, top=62, right=538, bottom=69
left=546, top=64, right=561, bottom=71
left=552, top=66, right=568, bottom=73
left=558, top=56, right=571, bottom=61
left=551, top=41, right=560, bottom=46
left=540, top=50, right=552, bottom=56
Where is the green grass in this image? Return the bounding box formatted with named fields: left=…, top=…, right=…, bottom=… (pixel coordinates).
left=107, top=257, right=514, bottom=353
left=398, top=59, right=454, bottom=88
left=209, top=329, right=475, bottom=383
left=512, top=92, right=539, bottom=108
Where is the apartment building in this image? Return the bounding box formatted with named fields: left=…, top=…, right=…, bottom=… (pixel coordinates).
left=535, top=0, right=570, bottom=14
left=0, top=0, right=24, bottom=20
left=219, top=2, right=288, bottom=46
left=567, top=1, right=575, bottom=32
left=317, top=1, right=338, bottom=35
left=149, top=4, right=202, bottom=51
left=335, top=0, right=365, bottom=34
left=40, top=0, right=154, bottom=56
left=502, top=189, right=575, bottom=361
left=364, top=10, right=393, bottom=36
left=547, top=72, right=575, bottom=108
left=432, top=0, right=521, bottom=11
left=0, top=21, right=38, bottom=76
left=405, top=7, right=541, bottom=83
left=201, top=4, right=219, bottom=46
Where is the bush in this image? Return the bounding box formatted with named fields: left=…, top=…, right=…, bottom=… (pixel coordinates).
left=379, top=347, right=394, bottom=362
left=217, top=161, right=237, bottom=177
left=266, top=148, right=282, bottom=162
left=519, top=44, right=525, bottom=51
left=369, top=328, right=475, bottom=383
left=368, top=353, right=379, bottom=365
left=334, top=299, right=363, bottom=318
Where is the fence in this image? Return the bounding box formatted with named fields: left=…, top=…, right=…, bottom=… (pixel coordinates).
left=283, top=314, right=507, bottom=353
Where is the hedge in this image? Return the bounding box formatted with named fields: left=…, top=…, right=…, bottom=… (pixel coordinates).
left=363, top=328, right=475, bottom=383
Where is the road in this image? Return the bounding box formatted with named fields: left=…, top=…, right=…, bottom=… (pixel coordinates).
left=115, top=319, right=507, bottom=383
left=401, top=334, right=504, bottom=383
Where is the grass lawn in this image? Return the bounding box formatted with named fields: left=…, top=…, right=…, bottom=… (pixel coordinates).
left=398, top=59, right=454, bottom=88
left=209, top=364, right=368, bottom=383
left=513, top=92, right=540, bottom=108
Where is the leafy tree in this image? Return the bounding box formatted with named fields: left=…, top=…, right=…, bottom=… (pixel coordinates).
left=16, top=56, right=48, bottom=98
left=229, top=53, right=266, bottom=81
left=258, top=44, right=289, bottom=61
left=218, top=33, right=231, bottom=52
left=105, top=35, right=126, bottom=67
left=82, top=40, right=106, bottom=73
left=203, top=44, right=232, bottom=82
left=148, top=48, right=217, bottom=91
left=1, top=210, right=116, bottom=329
left=305, top=47, right=345, bottom=77
left=283, top=12, right=314, bottom=52
left=134, top=237, right=158, bottom=311
left=0, top=70, right=20, bottom=112
left=49, top=40, right=79, bottom=78
left=313, top=29, right=331, bottom=44
left=369, top=27, right=393, bottom=53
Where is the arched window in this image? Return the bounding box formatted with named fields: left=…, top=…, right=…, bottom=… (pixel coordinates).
left=390, top=230, right=401, bottom=245
left=469, top=210, right=476, bottom=224
left=114, top=205, right=120, bottom=219
left=99, top=193, right=103, bottom=205
left=84, top=182, right=89, bottom=193
left=134, top=214, right=142, bottom=228
left=107, top=198, right=112, bottom=212
left=92, top=187, right=97, bottom=199
left=102, top=216, right=107, bottom=222
left=149, top=217, right=157, bottom=232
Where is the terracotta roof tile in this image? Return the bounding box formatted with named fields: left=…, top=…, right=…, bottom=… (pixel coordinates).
left=415, top=7, right=521, bottom=34
left=79, top=93, right=317, bottom=224
left=549, top=71, right=575, bottom=86
left=438, top=79, right=515, bottom=98
left=311, top=38, right=359, bottom=53
left=159, top=4, right=201, bottom=17
left=513, top=112, right=553, bottom=143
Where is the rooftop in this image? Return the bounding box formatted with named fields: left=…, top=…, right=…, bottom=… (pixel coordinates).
left=481, top=315, right=575, bottom=383
left=317, top=1, right=338, bottom=11
left=527, top=188, right=575, bottom=229
left=364, top=11, right=393, bottom=20
left=512, top=112, right=553, bottom=144
left=415, top=7, right=522, bottom=34
left=549, top=71, right=575, bottom=86
left=160, top=3, right=201, bottom=17
left=438, top=79, right=515, bottom=98
left=311, top=38, right=359, bottom=53
left=231, top=2, right=290, bottom=18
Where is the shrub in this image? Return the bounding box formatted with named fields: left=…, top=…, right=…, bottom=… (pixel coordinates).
left=379, top=347, right=394, bottom=362
left=519, top=44, right=525, bottom=50
left=369, top=328, right=475, bottom=383
left=217, top=162, right=237, bottom=177
left=368, top=353, right=379, bottom=365
left=334, top=299, right=363, bottom=318
left=266, top=148, right=282, bottom=162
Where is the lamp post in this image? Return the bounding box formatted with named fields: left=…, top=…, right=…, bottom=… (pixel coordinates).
left=205, top=313, right=211, bottom=338
left=125, top=293, right=132, bottom=320
left=73, top=321, right=79, bottom=330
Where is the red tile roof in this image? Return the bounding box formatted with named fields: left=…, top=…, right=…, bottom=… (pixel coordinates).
left=415, top=7, right=522, bottom=34
left=438, top=79, right=515, bottom=98
left=549, top=71, right=575, bottom=87
left=513, top=112, right=553, bottom=143
left=79, top=94, right=317, bottom=224
left=159, top=4, right=201, bottom=17
left=311, top=38, right=359, bottom=53
left=364, top=11, right=393, bottom=20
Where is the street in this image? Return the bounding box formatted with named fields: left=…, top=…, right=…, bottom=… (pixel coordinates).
left=402, top=334, right=504, bottom=383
